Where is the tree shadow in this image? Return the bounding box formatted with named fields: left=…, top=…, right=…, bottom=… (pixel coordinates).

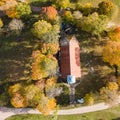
left=0, top=39, right=33, bottom=84
left=112, top=118, right=120, bottom=120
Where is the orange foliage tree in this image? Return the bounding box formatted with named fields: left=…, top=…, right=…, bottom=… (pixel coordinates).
left=108, top=27, right=120, bottom=41
left=41, top=6, right=58, bottom=21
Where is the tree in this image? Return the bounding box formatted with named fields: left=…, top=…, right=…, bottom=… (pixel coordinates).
left=8, top=19, right=24, bottom=35
left=32, top=20, right=60, bottom=43
left=16, top=2, right=31, bottom=18
left=32, top=50, right=58, bottom=80
left=40, top=42, right=60, bottom=55
left=108, top=27, right=120, bottom=41
left=52, top=0, right=70, bottom=9
left=77, top=12, right=108, bottom=37
left=8, top=82, right=57, bottom=115
left=62, top=10, right=73, bottom=23
left=40, top=6, right=58, bottom=21
left=0, top=18, right=3, bottom=28
left=98, top=0, right=114, bottom=17
left=103, top=41, right=120, bottom=77
left=36, top=95, right=56, bottom=115
left=5, top=2, right=31, bottom=18
left=100, top=82, right=118, bottom=105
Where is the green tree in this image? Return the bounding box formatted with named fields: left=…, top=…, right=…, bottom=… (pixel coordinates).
left=16, top=3, right=31, bottom=18
left=77, top=12, right=108, bottom=37
left=52, top=0, right=70, bottom=9
left=32, top=20, right=60, bottom=43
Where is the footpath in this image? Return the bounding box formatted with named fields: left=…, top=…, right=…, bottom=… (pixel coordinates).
left=0, top=101, right=117, bottom=120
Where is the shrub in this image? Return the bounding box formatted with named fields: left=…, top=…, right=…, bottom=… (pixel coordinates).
left=100, top=82, right=119, bottom=105
left=56, top=84, right=69, bottom=106
left=93, top=46, right=103, bottom=57
left=84, top=93, right=94, bottom=105
left=45, top=77, right=62, bottom=98
left=0, top=93, right=9, bottom=106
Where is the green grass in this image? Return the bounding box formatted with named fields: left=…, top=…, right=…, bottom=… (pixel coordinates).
left=5, top=106, right=120, bottom=120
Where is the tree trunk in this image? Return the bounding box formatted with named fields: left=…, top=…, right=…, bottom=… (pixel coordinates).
left=114, top=65, right=118, bottom=78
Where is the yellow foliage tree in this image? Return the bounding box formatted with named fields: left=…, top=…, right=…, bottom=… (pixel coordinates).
left=103, top=41, right=120, bottom=77
left=36, top=95, right=56, bottom=115
left=100, top=82, right=118, bottom=105
left=8, top=83, right=22, bottom=96
left=32, top=50, right=58, bottom=80
left=11, top=93, right=27, bottom=108
left=40, top=42, right=59, bottom=55
left=6, top=6, right=17, bottom=18
left=84, top=93, right=94, bottom=105
left=0, top=18, right=3, bottom=28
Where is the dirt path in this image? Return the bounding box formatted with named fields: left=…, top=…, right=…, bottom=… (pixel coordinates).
left=0, top=102, right=117, bottom=120
left=1, top=95, right=120, bottom=120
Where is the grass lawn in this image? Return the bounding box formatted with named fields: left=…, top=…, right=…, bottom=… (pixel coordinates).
left=5, top=106, right=120, bottom=120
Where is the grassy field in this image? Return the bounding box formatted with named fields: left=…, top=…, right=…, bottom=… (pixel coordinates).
left=6, top=106, right=120, bottom=120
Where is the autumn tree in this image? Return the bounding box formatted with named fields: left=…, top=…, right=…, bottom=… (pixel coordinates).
left=8, top=19, right=24, bottom=35
left=32, top=50, right=58, bottom=80
left=52, top=0, right=70, bottom=9
left=103, top=41, right=120, bottom=77
left=100, top=82, right=119, bottom=105
left=40, top=6, right=58, bottom=21
left=8, top=82, right=57, bottom=115
left=15, top=2, right=31, bottom=18
left=98, top=0, right=114, bottom=17
left=40, top=42, right=59, bottom=55
left=62, top=10, right=73, bottom=23
left=0, top=18, right=3, bottom=28
left=5, top=2, right=31, bottom=18
left=108, top=27, right=120, bottom=41
left=32, top=20, right=60, bottom=43
left=76, top=12, right=108, bottom=37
